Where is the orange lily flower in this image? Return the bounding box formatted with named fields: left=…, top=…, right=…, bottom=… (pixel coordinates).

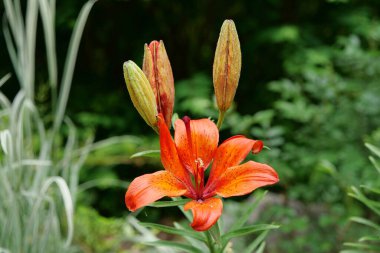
left=125, top=114, right=279, bottom=231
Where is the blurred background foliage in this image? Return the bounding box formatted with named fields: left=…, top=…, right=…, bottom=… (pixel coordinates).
left=1, top=0, right=380, bottom=252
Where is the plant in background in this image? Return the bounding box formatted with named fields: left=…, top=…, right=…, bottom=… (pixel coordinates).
left=123, top=20, right=279, bottom=252
left=0, top=0, right=95, bottom=252
left=341, top=143, right=380, bottom=253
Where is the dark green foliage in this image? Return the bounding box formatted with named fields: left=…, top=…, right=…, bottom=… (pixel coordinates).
left=341, top=144, right=380, bottom=253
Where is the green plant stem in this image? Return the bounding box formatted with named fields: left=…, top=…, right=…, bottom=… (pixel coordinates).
left=206, top=223, right=222, bottom=252
left=216, top=110, right=225, bottom=129
left=205, top=231, right=216, bottom=253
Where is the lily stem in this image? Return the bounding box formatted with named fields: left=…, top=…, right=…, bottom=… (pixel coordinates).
left=216, top=110, right=225, bottom=129
left=207, top=222, right=222, bottom=252
left=206, top=231, right=216, bottom=253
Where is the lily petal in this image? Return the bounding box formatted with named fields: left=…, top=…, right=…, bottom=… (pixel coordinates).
left=206, top=136, right=263, bottom=186
left=158, top=114, right=192, bottom=186
left=174, top=118, right=219, bottom=174
left=184, top=198, right=223, bottom=231
left=125, top=171, right=187, bottom=211
left=212, top=161, right=279, bottom=198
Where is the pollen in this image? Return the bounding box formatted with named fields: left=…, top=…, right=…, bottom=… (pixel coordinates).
left=195, top=158, right=204, bottom=168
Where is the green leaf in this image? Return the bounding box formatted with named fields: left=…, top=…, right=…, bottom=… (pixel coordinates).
left=148, top=198, right=190, bottom=208
left=144, top=240, right=204, bottom=253
left=230, top=191, right=267, bottom=231
left=222, top=224, right=279, bottom=241
left=139, top=222, right=205, bottom=241
left=256, top=242, right=266, bottom=253
left=0, top=73, right=11, bottom=88
left=243, top=231, right=269, bottom=253
left=369, top=156, right=380, bottom=174
left=52, top=0, right=96, bottom=140
left=349, top=187, right=380, bottom=216
left=343, top=242, right=380, bottom=251
left=366, top=143, right=380, bottom=158
left=350, top=217, right=380, bottom=231
left=130, top=149, right=160, bottom=158
left=360, top=184, right=380, bottom=195
left=171, top=197, right=193, bottom=221
left=340, top=250, right=366, bottom=253
left=174, top=222, right=209, bottom=251
left=359, top=235, right=380, bottom=242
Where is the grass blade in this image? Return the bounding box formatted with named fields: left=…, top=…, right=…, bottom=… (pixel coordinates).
left=139, top=222, right=205, bottom=241
left=130, top=149, right=160, bottom=158
left=222, top=224, right=279, bottom=241
left=144, top=240, right=204, bottom=253
left=243, top=231, right=269, bottom=253
left=52, top=0, right=96, bottom=139
left=230, top=190, right=267, bottom=231
left=0, top=73, right=11, bottom=88
left=350, top=217, right=380, bottom=231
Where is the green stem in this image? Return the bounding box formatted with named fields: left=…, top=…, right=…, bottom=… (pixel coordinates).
left=216, top=110, right=225, bottom=129
left=206, top=222, right=222, bottom=252
left=206, top=231, right=216, bottom=253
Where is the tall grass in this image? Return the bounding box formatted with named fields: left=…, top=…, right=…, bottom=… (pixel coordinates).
left=0, top=0, right=95, bottom=252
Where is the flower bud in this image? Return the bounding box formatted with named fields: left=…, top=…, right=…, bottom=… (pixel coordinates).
left=213, top=20, right=241, bottom=112
left=123, top=60, right=158, bottom=131
left=143, top=40, right=175, bottom=128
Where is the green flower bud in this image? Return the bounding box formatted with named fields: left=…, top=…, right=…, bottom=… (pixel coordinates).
left=123, top=60, right=158, bottom=131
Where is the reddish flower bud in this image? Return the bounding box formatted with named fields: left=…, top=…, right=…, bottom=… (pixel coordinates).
left=213, top=20, right=242, bottom=113
left=143, top=40, right=175, bottom=128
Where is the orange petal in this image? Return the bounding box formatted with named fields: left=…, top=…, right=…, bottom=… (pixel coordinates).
left=184, top=198, right=223, bottom=231
left=213, top=161, right=279, bottom=198
left=125, top=171, right=187, bottom=211
left=206, top=136, right=262, bottom=186
left=158, top=114, right=192, bottom=187
left=174, top=118, right=219, bottom=173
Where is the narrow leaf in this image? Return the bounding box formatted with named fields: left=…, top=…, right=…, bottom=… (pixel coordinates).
left=243, top=231, right=269, bottom=253
left=144, top=240, right=203, bottom=253
left=230, top=190, right=267, bottom=231
left=139, top=222, right=205, bottom=241
left=350, top=217, right=380, bottom=231
left=222, top=224, right=279, bottom=241
left=359, top=235, right=380, bottom=242
left=343, top=242, right=380, bottom=251
left=256, top=242, right=266, bottom=253
left=366, top=143, right=380, bottom=158
left=52, top=0, right=96, bottom=138
left=340, top=250, right=366, bottom=253
left=174, top=222, right=209, bottom=252
left=369, top=156, right=380, bottom=174
left=130, top=149, right=160, bottom=158
left=148, top=199, right=190, bottom=208
left=0, top=73, right=11, bottom=88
